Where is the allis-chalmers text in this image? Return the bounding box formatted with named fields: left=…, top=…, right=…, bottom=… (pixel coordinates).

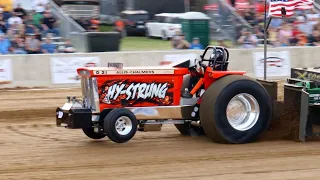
left=103, top=82, right=169, bottom=104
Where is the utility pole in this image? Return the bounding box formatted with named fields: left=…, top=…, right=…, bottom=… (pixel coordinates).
left=185, top=0, right=190, bottom=12
left=126, top=0, right=134, bottom=10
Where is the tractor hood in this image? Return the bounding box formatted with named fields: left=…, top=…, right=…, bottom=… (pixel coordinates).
left=77, top=66, right=189, bottom=77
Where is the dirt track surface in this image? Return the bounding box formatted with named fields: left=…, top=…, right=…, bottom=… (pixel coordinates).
left=2, top=87, right=320, bottom=180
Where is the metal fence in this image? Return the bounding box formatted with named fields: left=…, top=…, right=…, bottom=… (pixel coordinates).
left=313, top=1, right=320, bottom=13
left=49, top=0, right=88, bottom=52
left=206, top=0, right=253, bottom=43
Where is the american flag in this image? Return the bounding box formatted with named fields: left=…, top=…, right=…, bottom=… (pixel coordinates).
left=268, top=0, right=314, bottom=17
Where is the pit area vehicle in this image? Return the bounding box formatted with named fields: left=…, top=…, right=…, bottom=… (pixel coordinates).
left=145, top=13, right=183, bottom=40
left=120, top=10, right=149, bottom=36
left=55, top=46, right=320, bottom=144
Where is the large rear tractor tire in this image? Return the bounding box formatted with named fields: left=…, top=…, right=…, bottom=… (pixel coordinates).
left=200, top=75, right=272, bottom=144
left=175, top=122, right=205, bottom=136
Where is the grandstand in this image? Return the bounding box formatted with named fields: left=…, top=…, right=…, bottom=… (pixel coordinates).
left=0, top=0, right=80, bottom=54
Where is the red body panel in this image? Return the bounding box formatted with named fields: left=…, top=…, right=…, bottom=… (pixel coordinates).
left=202, top=67, right=246, bottom=89
left=197, top=67, right=246, bottom=105
left=77, top=67, right=189, bottom=109
left=77, top=66, right=246, bottom=111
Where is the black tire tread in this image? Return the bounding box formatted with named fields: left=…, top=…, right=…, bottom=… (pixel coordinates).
left=200, top=75, right=271, bottom=144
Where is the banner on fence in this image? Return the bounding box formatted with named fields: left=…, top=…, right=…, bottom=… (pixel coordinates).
left=252, top=51, right=291, bottom=78
left=50, top=56, right=100, bottom=84
left=0, top=59, right=12, bottom=84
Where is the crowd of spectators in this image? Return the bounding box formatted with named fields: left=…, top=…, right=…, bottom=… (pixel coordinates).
left=0, top=2, right=75, bottom=55
left=170, top=29, right=230, bottom=50
left=237, top=7, right=320, bottom=48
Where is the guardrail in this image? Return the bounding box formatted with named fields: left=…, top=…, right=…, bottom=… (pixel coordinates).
left=1, top=46, right=320, bottom=88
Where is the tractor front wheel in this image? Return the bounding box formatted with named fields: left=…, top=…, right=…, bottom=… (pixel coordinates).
left=200, top=75, right=272, bottom=144
left=103, top=108, right=138, bottom=143
left=82, top=126, right=107, bottom=140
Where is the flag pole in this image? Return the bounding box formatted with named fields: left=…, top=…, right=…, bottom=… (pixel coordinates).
left=263, top=0, right=268, bottom=80
left=263, top=1, right=311, bottom=80
left=263, top=0, right=275, bottom=80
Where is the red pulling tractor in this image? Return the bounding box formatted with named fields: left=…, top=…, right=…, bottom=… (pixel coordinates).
left=56, top=46, right=316, bottom=144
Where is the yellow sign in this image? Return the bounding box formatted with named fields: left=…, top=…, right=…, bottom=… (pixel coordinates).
left=293, top=70, right=320, bottom=81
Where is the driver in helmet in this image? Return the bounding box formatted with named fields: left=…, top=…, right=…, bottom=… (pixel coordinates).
left=182, top=47, right=227, bottom=98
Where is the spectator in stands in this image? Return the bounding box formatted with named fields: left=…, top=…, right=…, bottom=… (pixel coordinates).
left=290, top=23, right=303, bottom=45
left=41, top=11, right=59, bottom=36
left=8, top=12, right=23, bottom=27
left=189, top=37, right=204, bottom=50
left=0, top=0, right=13, bottom=21
left=13, top=3, right=26, bottom=19
left=114, top=18, right=126, bottom=37
left=217, top=39, right=230, bottom=48
left=44, top=3, right=51, bottom=12
left=313, top=19, right=320, bottom=31
left=25, top=34, right=41, bottom=54
left=9, top=34, right=26, bottom=54
left=296, top=33, right=308, bottom=46
left=308, top=29, right=320, bottom=46
left=237, top=28, right=258, bottom=48
left=268, top=27, right=280, bottom=47
left=306, top=9, right=320, bottom=26
left=33, top=0, right=48, bottom=12
left=17, top=24, right=26, bottom=39
left=278, top=23, right=293, bottom=46
left=41, top=36, right=56, bottom=54
left=0, top=13, right=7, bottom=33
left=297, top=16, right=313, bottom=36
left=171, top=29, right=181, bottom=49
left=60, top=38, right=75, bottom=53
left=253, top=13, right=264, bottom=27
left=5, top=28, right=13, bottom=39
left=24, top=14, right=36, bottom=34
left=34, top=28, right=42, bottom=41
left=243, top=8, right=255, bottom=26
left=89, top=16, right=100, bottom=32
left=270, top=18, right=283, bottom=28
left=0, top=33, right=10, bottom=54
left=34, top=3, right=45, bottom=14
left=253, top=25, right=264, bottom=39
left=176, top=34, right=190, bottom=49
left=32, top=9, right=44, bottom=30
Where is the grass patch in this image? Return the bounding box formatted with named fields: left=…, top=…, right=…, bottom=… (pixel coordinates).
left=120, top=37, right=172, bottom=51
left=99, top=25, right=234, bottom=51
left=120, top=37, right=234, bottom=51
left=99, top=25, right=113, bottom=32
